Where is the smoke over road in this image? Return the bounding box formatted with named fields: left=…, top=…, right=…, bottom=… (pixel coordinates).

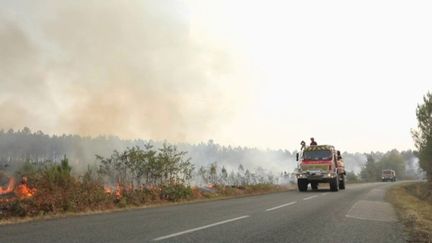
left=0, top=0, right=247, bottom=142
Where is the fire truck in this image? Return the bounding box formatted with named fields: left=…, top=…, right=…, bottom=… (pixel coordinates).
left=296, top=145, right=345, bottom=192
left=381, top=169, right=396, bottom=182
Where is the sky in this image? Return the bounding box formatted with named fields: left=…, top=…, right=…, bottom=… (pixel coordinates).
left=0, top=0, right=431, bottom=153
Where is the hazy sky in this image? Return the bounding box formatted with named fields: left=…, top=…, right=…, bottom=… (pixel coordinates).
left=1, top=0, right=431, bottom=152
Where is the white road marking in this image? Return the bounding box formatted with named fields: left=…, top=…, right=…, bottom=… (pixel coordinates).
left=265, top=201, right=297, bottom=212
left=153, top=215, right=250, bottom=241
left=303, top=195, right=318, bottom=200
left=321, top=193, right=328, bottom=196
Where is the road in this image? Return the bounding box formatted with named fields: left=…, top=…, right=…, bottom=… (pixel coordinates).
left=0, top=182, right=407, bottom=243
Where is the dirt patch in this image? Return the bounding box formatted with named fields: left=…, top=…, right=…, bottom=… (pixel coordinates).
left=386, top=182, right=432, bottom=242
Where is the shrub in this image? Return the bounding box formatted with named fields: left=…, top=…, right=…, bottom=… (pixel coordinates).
left=160, top=184, right=192, bottom=201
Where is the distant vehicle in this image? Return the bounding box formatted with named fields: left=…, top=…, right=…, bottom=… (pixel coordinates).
left=296, top=145, right=345, bottom=192
left=381, top=169, right=396, bottom=182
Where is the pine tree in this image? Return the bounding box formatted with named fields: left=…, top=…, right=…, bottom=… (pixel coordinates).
left=412, top=91, right=432, bottom=184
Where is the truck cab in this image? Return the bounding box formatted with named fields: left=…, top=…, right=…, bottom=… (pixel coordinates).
left=296, top=145, right=345, bottom=192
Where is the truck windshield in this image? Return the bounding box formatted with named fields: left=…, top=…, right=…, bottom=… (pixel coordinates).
left=303, top=150, right=332, bottom=161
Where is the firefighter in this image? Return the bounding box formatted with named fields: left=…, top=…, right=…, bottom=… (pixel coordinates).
left=310, top=137, right=317, bottom=146
left=300, top=140, right=306, bottom=150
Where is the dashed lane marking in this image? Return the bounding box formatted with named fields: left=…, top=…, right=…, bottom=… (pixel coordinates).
left=153, top=215, right=250, bottom=241
left=303, top=195, right=318, bottom=200
left=265, top=201, right=297, bottom=212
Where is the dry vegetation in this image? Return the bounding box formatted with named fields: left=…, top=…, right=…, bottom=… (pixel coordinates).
left=387, top=182, right=432, bottom=242
left=0, top=145, right=293, bottom=223
left=0, top=181, right=291, bottom=223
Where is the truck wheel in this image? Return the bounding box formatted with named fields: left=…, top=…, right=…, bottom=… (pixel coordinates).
left=339, top=176, right=345, bottom=190
left=298, top=180, right=308, bottom=192
left=330, top=176, right=339, bottom=192
left=311, top=182, right=318, bottom=191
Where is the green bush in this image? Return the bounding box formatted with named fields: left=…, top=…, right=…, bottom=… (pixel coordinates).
left=160, top=184, right=192, bottom=201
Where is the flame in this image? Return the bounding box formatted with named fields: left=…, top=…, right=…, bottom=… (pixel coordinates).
left=0, top=176, right=16, bottom=195
left=104, top=185, right=112, bottom=193
left=0, top=176, right=35, bottom=202
left=15, top=183, right=34, bottom=199
left=104, top=184, right=122, bottom=199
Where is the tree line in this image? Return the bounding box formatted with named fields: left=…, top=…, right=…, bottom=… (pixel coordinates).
left=0, top=127, right=426, bottom=183
left=358, top=150, right=419, bottom=182
left=0, top=130, right=300, bottom=176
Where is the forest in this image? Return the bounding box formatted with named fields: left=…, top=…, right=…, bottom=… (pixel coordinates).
left=0, top=127, right=422, bottom=183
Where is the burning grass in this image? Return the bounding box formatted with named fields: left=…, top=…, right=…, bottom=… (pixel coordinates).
left=0, top=181, right=290, bottom=222
left=0, top=145, right=293, bottom=223
left=386, top=182, right=432, bottom=242
left=0, top=156, right=291, bottom=223
left=0, top=173, right=193, bottom=219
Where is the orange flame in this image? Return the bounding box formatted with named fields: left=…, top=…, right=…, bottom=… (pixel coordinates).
left=0, top=176, right=35, bottom=201
left=15, top=183, right=34, bottom=199
left=104, top=185, right=113, bottom=193
left=104, top=185, right=122, bottom=199
left=0, top=176, right=16, bottom=195
left=15, top=176, right=35, bottom=199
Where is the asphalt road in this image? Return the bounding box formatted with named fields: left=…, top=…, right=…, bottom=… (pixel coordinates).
left=0, top=182, right=407, bottom=243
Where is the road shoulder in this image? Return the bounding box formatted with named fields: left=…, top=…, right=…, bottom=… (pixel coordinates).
left=386, top=181, right=432, bottom=242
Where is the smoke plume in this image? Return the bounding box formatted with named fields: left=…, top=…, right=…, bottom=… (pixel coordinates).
left=0, top=1, right=239, bottom=142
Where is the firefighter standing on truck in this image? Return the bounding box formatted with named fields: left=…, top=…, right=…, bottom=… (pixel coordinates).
left=310, top=137, right=317, bottom=146
left=300, top=140, right=306, bottom=150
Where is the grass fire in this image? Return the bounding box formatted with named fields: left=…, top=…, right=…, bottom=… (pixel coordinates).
left=0, top=176, right=34, bottom=201
left=0, top=143, right=286, bottom=221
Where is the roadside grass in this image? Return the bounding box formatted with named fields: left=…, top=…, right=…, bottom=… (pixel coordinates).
left=0, top=184, right=295, bottom=225
left=386, top=182, right=432, bottom=242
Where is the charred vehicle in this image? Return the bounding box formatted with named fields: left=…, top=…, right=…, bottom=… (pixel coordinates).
left=296, top=145, right=345, bottom=192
